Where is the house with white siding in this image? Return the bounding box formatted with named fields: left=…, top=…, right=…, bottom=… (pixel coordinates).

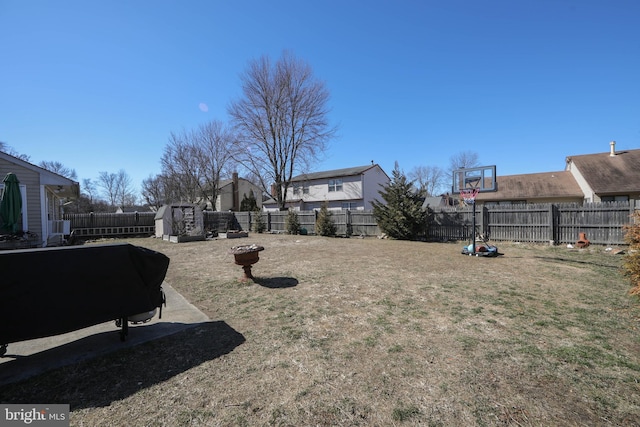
left=262, top=164, right=390, bottom=211
left=0, top=151, right=79, bottom=247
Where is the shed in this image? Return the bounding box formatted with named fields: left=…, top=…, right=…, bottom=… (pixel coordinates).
left=154, top=204, right=204, bottom=240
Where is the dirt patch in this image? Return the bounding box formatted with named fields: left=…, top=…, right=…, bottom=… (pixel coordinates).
left=2, top=235, right=639, bottom=426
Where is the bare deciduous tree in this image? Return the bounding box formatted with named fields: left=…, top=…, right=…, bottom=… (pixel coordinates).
left=38, top=160, right=78, bottom=180
left=97, top=169, right=135, bottom=208
left=98, top=171, right=119, bottom=207
left=82, top=178, right=98, bottom=203
left=409, top=165, right=447, bottom=197
left=449, top=150, right=480, bottom=171
left=141, top=174, right=166, bottom=209
left=194, top=120, right=238, bottom=208
left=0, top=142, right=30, bottom=161
left=161, top=129, right=201, bottom=204
left=160, top=120, right=238, bottom=208
left=228, top=51, right=336, bottom=210
left=115, top=170, right=137, bottom=207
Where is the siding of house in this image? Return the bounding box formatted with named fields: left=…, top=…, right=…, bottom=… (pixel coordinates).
left=282, top=175, right=362, bottom=211
left=216, top=187, right=234, bottom=211
left=362, top=166, right=389, bottom=210
left=216, top=179, right=262, bottom=211
left=0, top=158, right=42, bottom=240
left=566, top=162, right=595, bottom=202
left=237, top=180, right=262, bottom=209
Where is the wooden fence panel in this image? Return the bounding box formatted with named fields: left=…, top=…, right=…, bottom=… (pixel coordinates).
left=65, top=212, right=156, bottom=228
left=203, top=211, right=237, bottom=232
left=350, top=210, right=380, bottom=236
left=298, top=211, right=317, bottom=234
left=428, top=207, right=475, bottom=241
left=331, top=210, right=350, bottom=236
left=485, top=204, right=553, bottom=243
left=556, top=202, right=633, bottom=245
left=269, top=211, right=287, bottom=232
left=234, top=212, right=251, bottom=231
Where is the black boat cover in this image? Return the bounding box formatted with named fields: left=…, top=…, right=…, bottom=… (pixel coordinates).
left=0, top=243, right=169, bottom=344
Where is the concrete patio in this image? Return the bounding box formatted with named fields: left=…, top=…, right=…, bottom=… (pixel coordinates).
left=0, top=283, right=208, bottom=386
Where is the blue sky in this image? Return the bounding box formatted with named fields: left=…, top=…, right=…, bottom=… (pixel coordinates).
left=1, top=0, right=638, bottom=197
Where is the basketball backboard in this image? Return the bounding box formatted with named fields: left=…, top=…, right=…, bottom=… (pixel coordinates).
left=452, top=165, right=497, bottom=193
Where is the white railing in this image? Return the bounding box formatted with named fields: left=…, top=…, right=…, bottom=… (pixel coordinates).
left=49, top=220, right=71, bottom=235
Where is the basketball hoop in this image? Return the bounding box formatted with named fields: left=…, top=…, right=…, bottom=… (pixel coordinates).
left=460, top=188, right=479, bottom=205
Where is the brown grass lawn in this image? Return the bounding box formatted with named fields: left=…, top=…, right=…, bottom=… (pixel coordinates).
left=2, top=234, right=640, bottom=426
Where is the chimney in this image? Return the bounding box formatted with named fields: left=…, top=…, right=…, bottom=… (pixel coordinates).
left=610, top=140, right=616, bottom=157
left=232, top=172, right=239, bottom=211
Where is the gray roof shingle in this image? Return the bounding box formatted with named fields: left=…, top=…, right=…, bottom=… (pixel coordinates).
left=290, top=165, right=377, bottom=182
left=567, top=148, right=640, bottom=194
left=474, top=171, right=583, bottom=200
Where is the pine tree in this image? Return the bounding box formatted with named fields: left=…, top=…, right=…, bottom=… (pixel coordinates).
left=252, top=208, right=266, bottom=233
left=240, top=190, right=258, bottom=211
left=371, top=163, right=430, bottom=240
left=285, top=209, right=300, bottom=235
left=316, top=203, right=337, bottom=236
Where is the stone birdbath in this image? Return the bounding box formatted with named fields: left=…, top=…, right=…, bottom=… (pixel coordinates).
left=229, top=244, right=265, bottom=282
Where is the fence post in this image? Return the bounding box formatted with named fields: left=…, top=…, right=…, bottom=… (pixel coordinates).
left=480, top=203, right=491, bottom=240
left=549, top=204, right=558, bottom=245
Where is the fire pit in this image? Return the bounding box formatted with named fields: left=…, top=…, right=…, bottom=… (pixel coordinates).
left=576, top=232, right=590, bottom=248
left=229, top=244, right=264, bottom=282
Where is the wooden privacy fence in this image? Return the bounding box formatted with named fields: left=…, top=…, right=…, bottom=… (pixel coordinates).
left=433, top=201, right=638, bottom=245
left=65, top=202, right=637, bottom=245
left=214, top=210, right=380, bottom=236
left=64, top=212, right=156, bottom=239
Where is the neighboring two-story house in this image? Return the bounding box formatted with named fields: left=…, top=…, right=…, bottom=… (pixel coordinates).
left=262, top=164, right=390, bottom=211
left=215, top=172, right=263, bottom=211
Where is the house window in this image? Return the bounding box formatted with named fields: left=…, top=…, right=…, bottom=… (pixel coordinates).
left=342, top=202, right=358, bottom=210
left=601, top=195, right=628, bottom=202
left=328, top=179, right=343, bottom=192
left=293, top=184, right=309, bottom=195
left=485, top=201, right=526, bottom=206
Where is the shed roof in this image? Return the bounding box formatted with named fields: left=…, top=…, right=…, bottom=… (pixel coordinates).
left=567, top=148, right=640, bottom=194
left=474, top=171, right=583, bottom=201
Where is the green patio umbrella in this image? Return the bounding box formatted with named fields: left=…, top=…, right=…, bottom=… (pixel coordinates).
left=0, top=172, right=22, bottom=234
